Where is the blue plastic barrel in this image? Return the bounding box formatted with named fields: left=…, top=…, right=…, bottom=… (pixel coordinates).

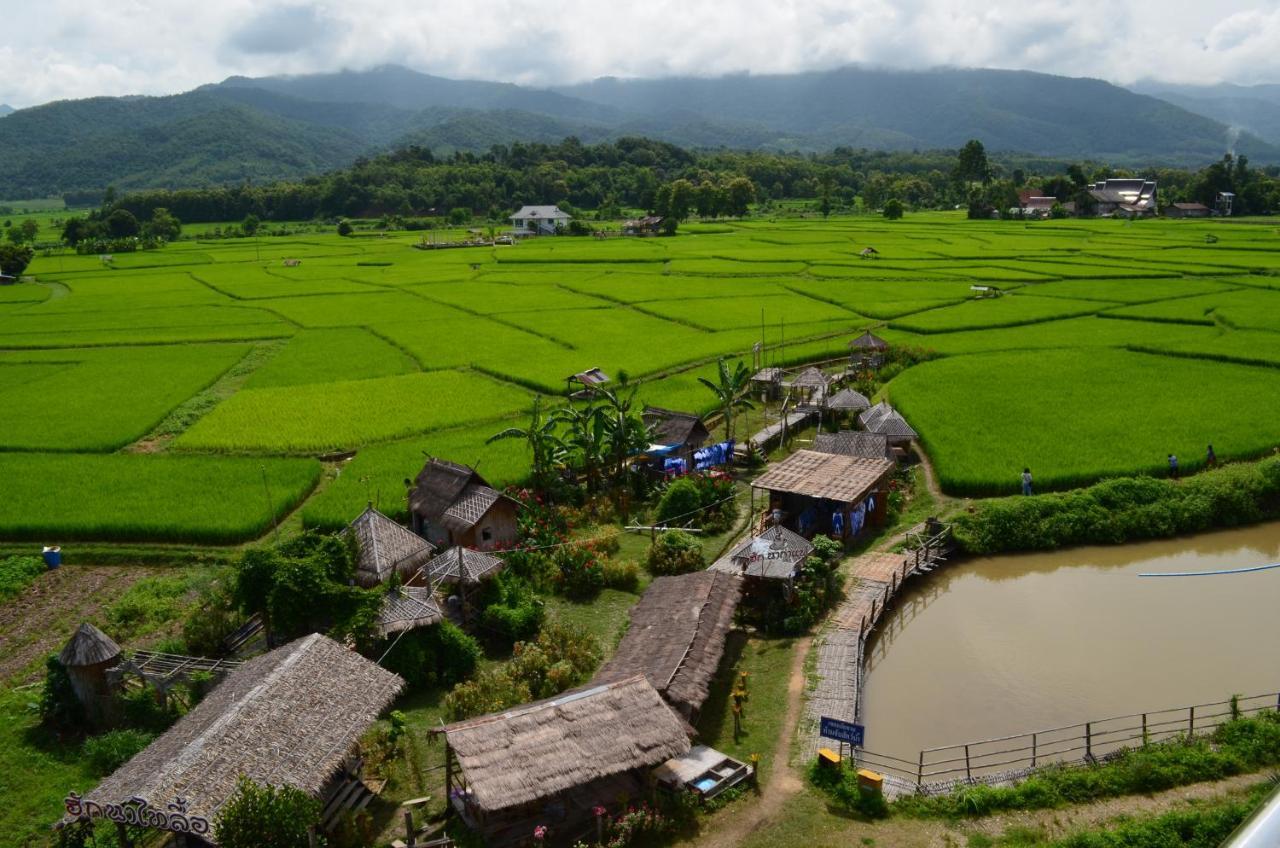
left=42, top=546, right=61, bottom=568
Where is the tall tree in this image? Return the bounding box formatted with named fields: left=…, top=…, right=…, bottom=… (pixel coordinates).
left=595, top=387, right=650, bottom=518
left=698, top=358, right=755, bottom=441
left=668, top=179, right=695, bottom=222
left=725, top=177, right=756, bottom=218
left=955, top=139, right=992, bottom=186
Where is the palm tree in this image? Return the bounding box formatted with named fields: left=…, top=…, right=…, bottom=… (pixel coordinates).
left=488, top=396, right=564, bottom=494
left=699, top=358, right=755, bottom=441
left=596, top=387, right=651, bottom=520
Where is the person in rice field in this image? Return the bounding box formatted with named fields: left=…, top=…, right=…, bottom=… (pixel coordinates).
left=1168, top=454, right=1179, bottom=478
left=1206, top=444, right=1217, bottom=467
left=1021, top=467, right=1033, bottom=496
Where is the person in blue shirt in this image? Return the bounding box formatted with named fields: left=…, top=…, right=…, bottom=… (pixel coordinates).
left=1021, top=468, right=1033, bottom=496
left=1168, top=454, right=1179, bottom=479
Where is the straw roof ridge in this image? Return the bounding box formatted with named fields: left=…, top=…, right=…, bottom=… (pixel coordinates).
left=59, top=622, right=122, bottom=668
left=848, top=330, right=889, bottom=351
left=752, top=449, right=894, bottom=502
left=868, top=410, right=918, bottom=440
left=377, top=585, right=443, bottom=636
left=410, top=458, right=488, bottom=520
left=825, top=387, right=871, bottom=412
left=346, top=505, right=435, bottom=587
left=858, top=400, right=894, bottom=430
left=788, top=366, right=829, bottom=389
left=594, top=572, right=742, bottom=715
left=439, top=675, right=691, bottom=813
left=426, top=546, right=505, bottom=585
left=69, top=634, right=404, bottom=834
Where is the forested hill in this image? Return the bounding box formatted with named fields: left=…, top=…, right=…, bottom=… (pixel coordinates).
left=2, top=64, right=1276, bottom=199
left=0, top=104, right=13, bottom=117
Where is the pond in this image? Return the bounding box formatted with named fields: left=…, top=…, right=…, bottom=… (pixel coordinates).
left=861, top=522, right=1280, bottom=759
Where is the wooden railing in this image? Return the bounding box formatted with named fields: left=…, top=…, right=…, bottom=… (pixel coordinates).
left=843, top=691, right=1280, bottom=791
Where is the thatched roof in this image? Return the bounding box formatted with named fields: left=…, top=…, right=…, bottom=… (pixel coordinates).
left=787, top=366, right=829, bottom=389
left=858, top=400, right=893, bottom=430
left=867, top=410, right=918, bottom=441
left=752, top=450, right=894, bottom=502
left=643, top=406, right=711, bottom=448
left=59, top=623, right=121, bottom=668
left=848, top=331, right=889, bottom=351
left=425, top=546, right=505, bottom=585
left=68, top=634, right=403, bottom=835
left=346, top=506, right=435, bottom=588
left=752, top=367, right=782, bottom=383
left=439, top=675, right=690, bottom=813
left=824, top=387, right=871, bottom=412
left=594, top=572, right=741, bottom=716
left=377, top=586, right=443, bottom=636
left=710, top=525, right=814, bottom=580
left=812, top=431, right=893, bottom=460
left=410, top=459, right=515, bottom=532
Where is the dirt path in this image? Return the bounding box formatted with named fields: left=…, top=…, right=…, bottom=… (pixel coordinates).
left=692, top=635, right=813, bottom=848
left=0, top=565, right=161, bottom=684
left=912, top=441, right=952, bottom=508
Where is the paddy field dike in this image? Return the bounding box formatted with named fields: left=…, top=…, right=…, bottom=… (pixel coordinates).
left=4, top=213, right=1280, bottom=545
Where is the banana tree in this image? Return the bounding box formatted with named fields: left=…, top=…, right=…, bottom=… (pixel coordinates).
left=699, top=358, right=755, bottom=441
left=487, top=396, right=565, bottom=495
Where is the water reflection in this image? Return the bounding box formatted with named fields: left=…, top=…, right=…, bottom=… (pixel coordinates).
left=861, top=522, right=1280, bottom=757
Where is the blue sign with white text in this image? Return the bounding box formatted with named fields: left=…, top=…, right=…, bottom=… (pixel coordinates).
left=819, top=716, right=865, bottom=747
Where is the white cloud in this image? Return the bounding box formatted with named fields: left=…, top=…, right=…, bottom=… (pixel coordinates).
left=2, top=0, right=1279, bottom=108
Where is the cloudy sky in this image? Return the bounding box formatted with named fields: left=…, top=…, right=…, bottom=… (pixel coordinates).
left=4, top=0, right=1280, bottom=108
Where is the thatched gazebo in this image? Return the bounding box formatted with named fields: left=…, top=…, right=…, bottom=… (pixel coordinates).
left=848, top=330, right=890, bottom=369
left=860, top=401, right=918, bottom=447
left=594, top=572, right=742, bottom=720
left=812, top=431, right=894, bottom=461
left=786, top=366, right=829, bottom=408
left=437, top=675, right=691, bottom=846
left=751, top=367, right=783, bottom=401
left=425, top=546, right=504, bottom=586
left=824, top=387, right=871, bottom=416
left=59, top=623, right=122, bottom=729
left=376, top=586, right=443, bottom=637
left=61, top=634, right=404, bottom=845
left=709, top=525, right=814, bottom=589
left=346, top=505, right=435, bottom=588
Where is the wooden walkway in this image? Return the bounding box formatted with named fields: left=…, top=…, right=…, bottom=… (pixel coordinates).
left=799, top=524, right=953, bottom=763
left=736, top=410, right=814, bottom=458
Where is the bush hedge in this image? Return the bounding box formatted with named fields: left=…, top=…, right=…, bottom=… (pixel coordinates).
left=646, top=529, right=706, bottom=575
left=954, top=456, right=1280, bottom=555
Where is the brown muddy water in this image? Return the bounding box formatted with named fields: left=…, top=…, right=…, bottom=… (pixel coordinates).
left=860, top=522, right=1280, bottom=758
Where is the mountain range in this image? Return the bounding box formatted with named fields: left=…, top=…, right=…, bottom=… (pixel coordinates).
left=0, top=104, right=13, bottom=117
left=0, top=64, right=1275, bottom=199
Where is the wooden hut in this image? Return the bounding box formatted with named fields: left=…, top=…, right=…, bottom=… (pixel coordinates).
left=786, top=366, right=829, bottom=408
left=709, top=524, right=814, bottom=593
left=859, top=401, right=918, bottom=447
left=409, top=459, right=521, bottom=549
left=594, top=572, right=741, bottom=721
left=565, top=367, right=610, bottom=398
left=812, top=430, right=894, bottom=461
left=848, top=330, right=890, bottom=369
left=61, top=634, right=404, bottom=845
left=750, top=366, right=783, bottom=401
left=437, top=675, right=691, bottom=846
left=859, top=247, right=879, bottom=259
left=58, top=623, right=122, bottom=730
left=824, top=387, right=871, bottom=417
left=751, top=449, right=894, bottom=540
left=641, top=406, right=712, bottom=474
left=346, top=505, right=436, bottom=588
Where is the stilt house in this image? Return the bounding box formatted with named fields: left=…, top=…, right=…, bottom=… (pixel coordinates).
left=409, top=459, right=520, bottom=549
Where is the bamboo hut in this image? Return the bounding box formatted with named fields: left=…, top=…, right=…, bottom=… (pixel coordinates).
left=848, top=330, right=890, bottom=369
left=61, top=635, right=402, bottom=845
left=823, top=387, right=871, bottom=416
left=859, top=401, right=918, bottom=447
left=812, top=430, right=894, bottom=461
left=785, top=366, right=829, bottom=408
left=750, top=366, right=783, bottom=401
left=346, top=505, right=436, bottom=588
left=409, top=459, right=521, bottom=549
left=425, top=546, right=504, bottom=585
left=594, top=572, right=742, bottom=720
left=437, top=675, right=691, bottom=846
left=640, top=406, right=712, bottom=474
left=58, top=623, right=122, bottom=729
left=751, top=450, right=894, bottom=540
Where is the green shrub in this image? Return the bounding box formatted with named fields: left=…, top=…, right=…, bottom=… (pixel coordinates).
left=181, top=581, right=242, bottom=657
left=215, top=776, right=321, bottom=848
left=40, top=655, right=84, bottom=730
left=479, top=572, right=545, bottom=644
left=83, top=729, right=155, bottom=776
left=0, top=555, right=45, bottom=601
left=117, top=685, right=181, bottom=733
left=646, top=529, right=706, bottom=575
left=600, top=558, right=640, bottom=592
left=655, top=478, right=702, bottom=526
left=553, top=543, right=606, bottom=598
left=808, top=763, right=889, bottom=819
left=381, top=620, right=480, bottom=689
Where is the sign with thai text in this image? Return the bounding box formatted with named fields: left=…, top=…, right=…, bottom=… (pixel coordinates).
left=64, top=792, right=211, bottom=836
left=819, top=716, right=865, bottom=747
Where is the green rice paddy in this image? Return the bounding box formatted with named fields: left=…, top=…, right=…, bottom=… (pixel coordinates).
left=5, top=212, right=1280, bottom=541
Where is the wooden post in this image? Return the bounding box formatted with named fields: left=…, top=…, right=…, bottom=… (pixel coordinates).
left=964, top=744, right=972, bottom=781
left=1085, top=723, right=1092, bottom=761
left=116, top=823, right=131, bottom=848
left=444, top=744, right=455, bottom=819
left=308, top=830, right=318, bottom=848
left=404, top=810, right=416, bottom=846
left=917, top=750, right=925, bottom=789
left=1189, top=705, right=1195, bottom=736
left=1142, top=713, right=1148, bottom=746
left=1031, top=733, right=1037, bottom=768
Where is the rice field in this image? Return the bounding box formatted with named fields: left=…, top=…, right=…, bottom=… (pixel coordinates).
left=6, top=213, right=1280, bottom=541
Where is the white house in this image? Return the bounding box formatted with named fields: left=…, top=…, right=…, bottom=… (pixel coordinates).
left=509, top=205, right=572, bottom=236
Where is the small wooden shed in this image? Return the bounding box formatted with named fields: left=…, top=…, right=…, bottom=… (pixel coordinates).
left=58, top=623, right=122, bottom=730
left=751, top=449, right=894, bottom=540
left=641, top=406, right=712, bottom=472
left=345, top=505, right=436, bottom=588
left=409, top=459, right=521, bottom=549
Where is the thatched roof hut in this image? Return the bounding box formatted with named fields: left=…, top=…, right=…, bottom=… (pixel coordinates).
left=858, top=400, right=893, bottom=430
left=848, top=331, right=889, bottom=351
left=824, top=387, right=871, bottom=413
left=594, top=572, right=741, bottom=718
left=425, top=546, right=504, bottom=586
left=346, top=505, right=435, bottom=588
left=63, top=634, right=404, bottom=841
left=643, top=406, right=711, bottom=450
left=812, top=430, right=894, bottom=461
left=59, top=623, right=121, bottom=668
left=753, top=450, right=894, bottom=503
left=787, top=366, right=829, bottom=390
left=860, top=402, right=918, bottom=444
left=438, top=675, right=690, bottom=819
left=409, top=459, right=521, bottom=549
left=710, top=525, right=814, bottom=581
left=376, top=586, right=443, bottom=636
